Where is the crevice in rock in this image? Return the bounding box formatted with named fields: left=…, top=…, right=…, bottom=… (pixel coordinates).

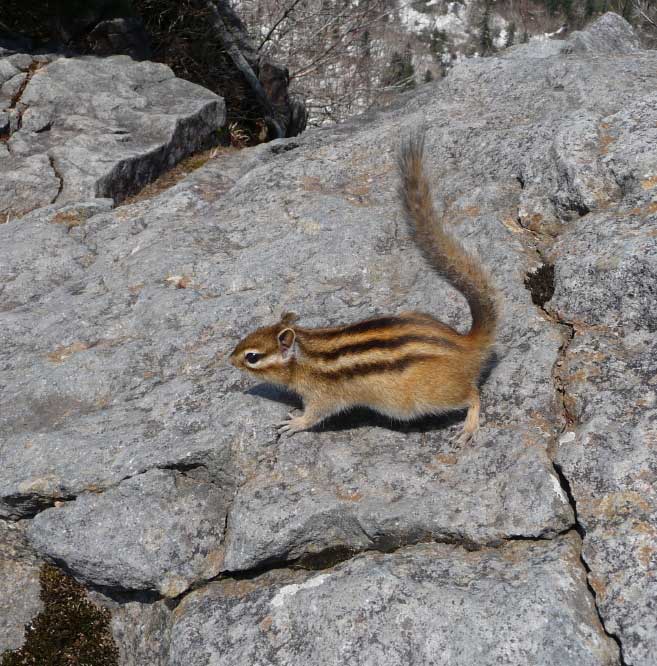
left=271, top=141, right=299, bottom=155
left=1, top=461, right=211, bottom=521
left=217, top=525, right=570, bottom=585
left=1, top=492, right=77, bottom=520
left=503, top=524, right=575, bottom=543
left=115, top=145, right=228, bottom=208
left=552, top=462, right=584, bottom=539
left=166, top=527, right=584, bottom=612
left=31, top=526, right=600, bottom=621
left=554, top=463, right=628, bottom=666
left=553, top=320, right=576, bottom=428
left=154, top=460, right=209, bottom=476
left=47, top=153, right=64, bottom=205
left=8, top=61, right=41, bottom=133
left=34, top=121, right=53, bottom=134
left=518, top=213, right=627, bottom=664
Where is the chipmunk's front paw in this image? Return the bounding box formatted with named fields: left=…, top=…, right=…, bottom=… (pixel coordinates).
left=277, top=412, right=310, bottom=437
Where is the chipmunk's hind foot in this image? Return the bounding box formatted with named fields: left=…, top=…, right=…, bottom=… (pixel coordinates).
left=456, top=392, right=480, bottom=446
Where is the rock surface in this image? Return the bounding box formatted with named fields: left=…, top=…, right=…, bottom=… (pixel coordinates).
left=28, top=468, right=231, bottom=597
left=551, top=199, right=657, bottom=664
left=0, top=52, right=225, bottom=218
left=1, top=12, right=655, bottom=665
left=171, top=535, right=618, bottom=666
left=0, top=522, right=42, bottom=653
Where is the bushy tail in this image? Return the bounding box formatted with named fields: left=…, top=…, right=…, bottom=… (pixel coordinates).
left=398, top=131, right=498, bottom=347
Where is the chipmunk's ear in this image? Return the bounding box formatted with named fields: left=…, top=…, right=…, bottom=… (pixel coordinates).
left=277, top=328, right=297, bottom=360
left=280, top=312, right=299, bottom=326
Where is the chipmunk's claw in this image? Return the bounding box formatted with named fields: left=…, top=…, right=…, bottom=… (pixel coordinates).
left=456, top=427, right=477, bottom=447
left=277, top=414, right=309, bottom=437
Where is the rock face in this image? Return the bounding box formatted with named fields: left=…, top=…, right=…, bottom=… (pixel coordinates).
left=1, top=12, right=655, bottom=666
left=171, top=535, right=617, bottom=666
left=28, top=468, right=231, bottom=597
left=0, top=523, right=42, bottom=653
left=0, top=52, right=225, bottom=218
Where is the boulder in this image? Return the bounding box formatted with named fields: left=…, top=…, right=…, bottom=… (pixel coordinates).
left=28, top=468, right=231, bottom=597
left=0, top=53, right=225, bottom=218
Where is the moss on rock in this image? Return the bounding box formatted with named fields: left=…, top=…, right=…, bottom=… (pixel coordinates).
left=1, top=564, right=118, bottom=666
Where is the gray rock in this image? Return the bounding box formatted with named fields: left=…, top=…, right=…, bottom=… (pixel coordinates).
left=223, top=426, right=572, bottom=570
left=0, top=521, right=42, bottom=653
left=0, top=54, right=225, bottom=216
left=545, top=83, right=657, bottom=665
left=108, top=597, right=171, bottom=666
left=28, top=468, right=231, bottom=597
left=171, top=535, right=619, bottom=666
left=555, top=331, right=657, bottom=666
left=6, top=54, right=34, bottom=72
left=1, top=72, right=26, bottom=100
left=0, top=153, right=61, bottom=220
left=551, top=198, right=657, bottom=665
left=565, top=12, right=640, bottom=54
left=0, top=12, right=655, bottom=664
left=0, top=59, right=20, bottom=87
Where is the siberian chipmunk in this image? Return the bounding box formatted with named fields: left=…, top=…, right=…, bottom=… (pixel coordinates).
left=229, top=132, right=498, bottom=443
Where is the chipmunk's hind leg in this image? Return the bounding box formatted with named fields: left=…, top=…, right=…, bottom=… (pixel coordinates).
left=457, top=391, right=480, bottom=446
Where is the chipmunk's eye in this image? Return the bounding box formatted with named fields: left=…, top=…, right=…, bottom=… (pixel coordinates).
left=245, top=352, right=263, bottom=365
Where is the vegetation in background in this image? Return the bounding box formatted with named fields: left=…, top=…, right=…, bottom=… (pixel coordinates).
left=479, top=0, right=495, bottom=55
left=1, top=0, right=656, bottom=126
left=132, top=0, right=268, bottom=139
left=0, top=0, right=132, bottom=45
left=382, top=47, right=416, bottom=89
left=505, top=20, right=516, bottom=46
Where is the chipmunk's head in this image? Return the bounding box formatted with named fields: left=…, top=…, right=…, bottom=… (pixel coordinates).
left=229, top=312, right=299, bottom=385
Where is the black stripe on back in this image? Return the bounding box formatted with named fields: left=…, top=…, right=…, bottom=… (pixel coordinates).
left=311, top=353, right=437, bottom=380
left=302, top=334, right=458, bottom=360
left=310, top=317, right=404, bottom=339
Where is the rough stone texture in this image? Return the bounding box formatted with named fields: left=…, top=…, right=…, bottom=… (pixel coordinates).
left=0, top=52, right=225, bottom=218
left=565, top=11, right=641, bottom=54
left=0, top=521, right=42, bottom=653
left=171, top=535, right=618, bottom=666
left=28, top=468, right=231, bottom=596
left=1, top=12, right=655, bottom=665
left=108, top=597, right=171, bottom=666
left=551, top=200, right=657, bottom=664
left=0, top=154, right=61, bottom=220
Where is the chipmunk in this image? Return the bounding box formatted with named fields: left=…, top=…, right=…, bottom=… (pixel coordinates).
left=229, top=132, right=498, bottom=443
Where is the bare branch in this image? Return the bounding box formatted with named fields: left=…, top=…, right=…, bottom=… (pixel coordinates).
left=633, top=0, right=657, bottom=29
left=196, top=0, right=284, bottom=137
left=258, top=0, right=306, bottom=51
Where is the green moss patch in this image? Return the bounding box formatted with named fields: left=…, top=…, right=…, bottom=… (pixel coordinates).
left=1, top=564, right=118, bottom=666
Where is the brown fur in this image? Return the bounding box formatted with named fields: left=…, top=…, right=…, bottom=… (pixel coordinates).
left=229, top=132, right=498, bottom=442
